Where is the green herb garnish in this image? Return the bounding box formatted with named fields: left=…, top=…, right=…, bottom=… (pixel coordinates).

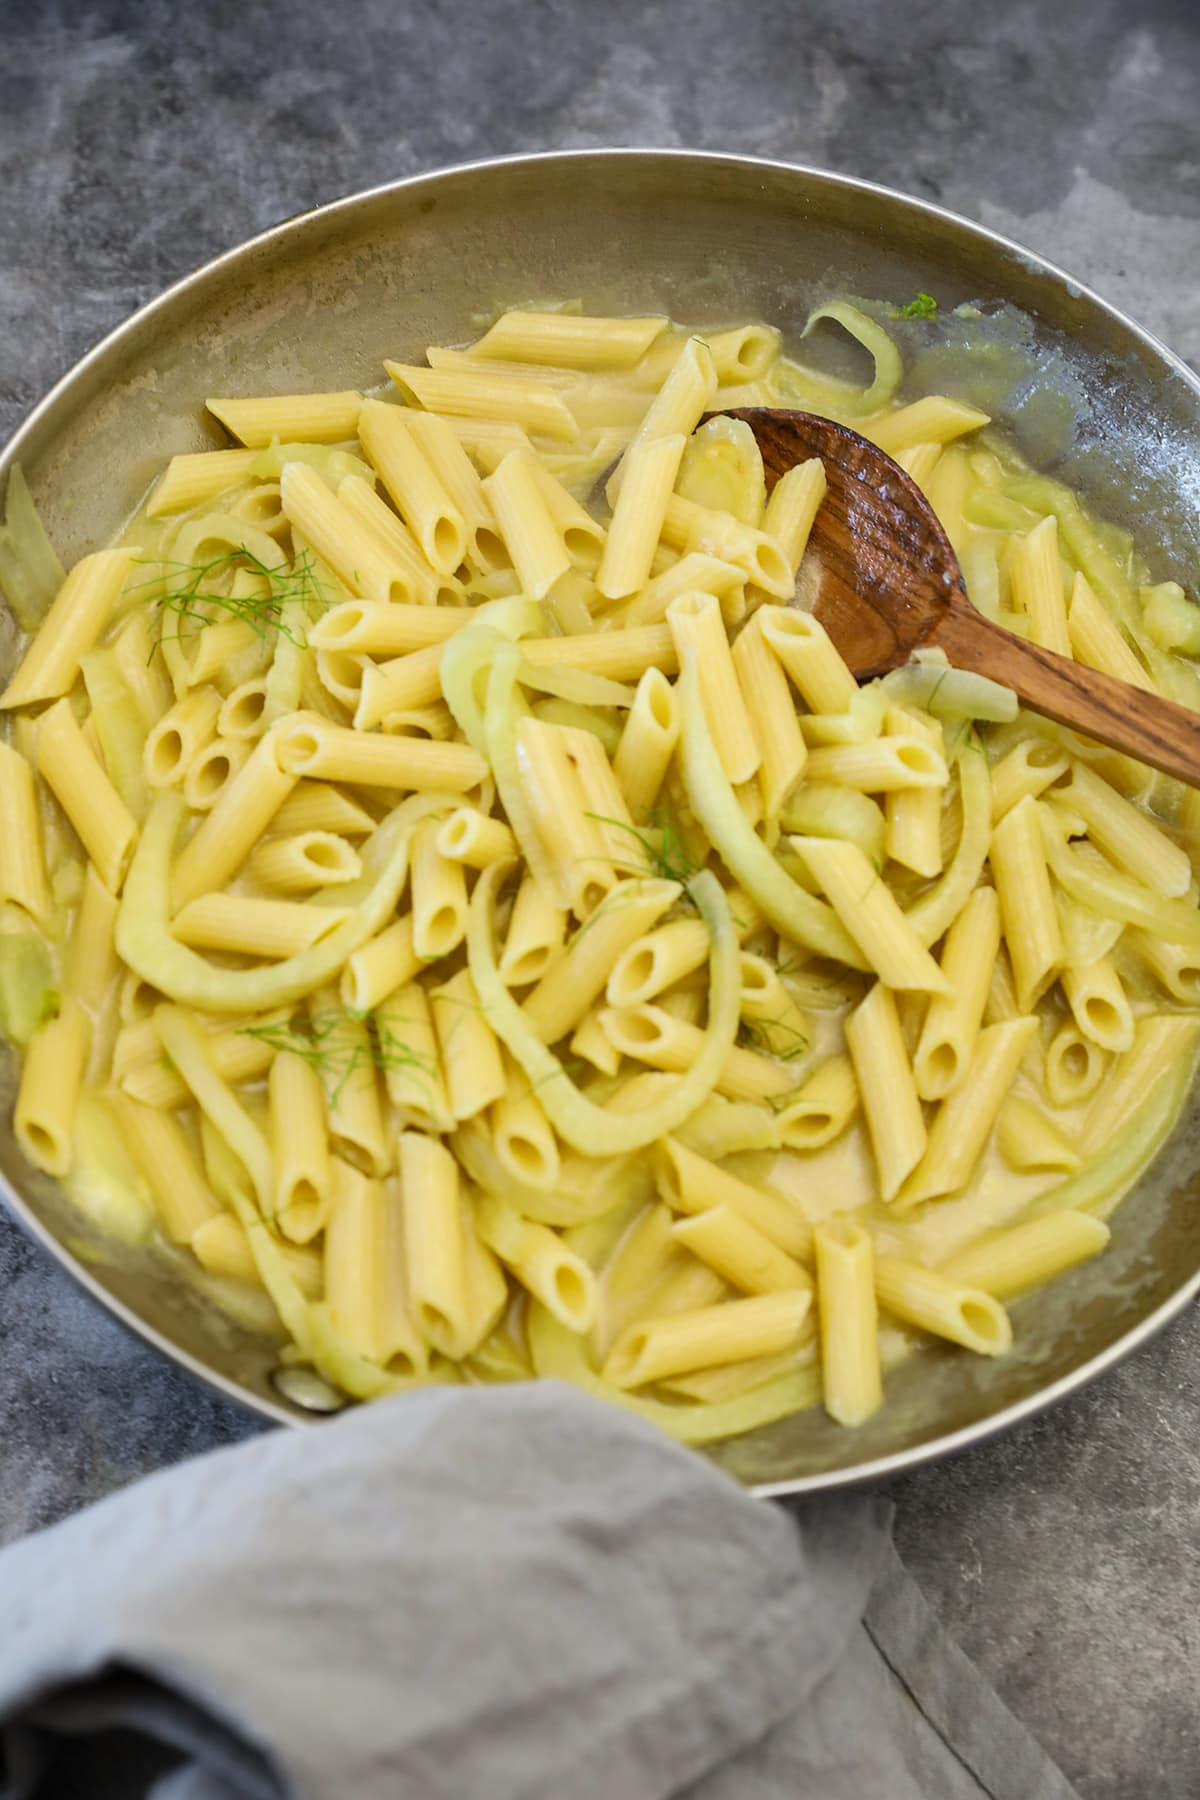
left=136, top=546, right=329, bottom=649
left=584, top=809, right=704, bottom=889
left=242, top=1009, right=434, bottom=1106
left=898, top=292, right=939, bottom=319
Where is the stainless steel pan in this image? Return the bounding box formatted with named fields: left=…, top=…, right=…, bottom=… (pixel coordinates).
left=4, top=150, right=1198, bottom=1493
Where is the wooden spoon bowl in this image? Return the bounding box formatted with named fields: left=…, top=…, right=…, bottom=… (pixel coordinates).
left=719, top=407, right=1200, bottom=788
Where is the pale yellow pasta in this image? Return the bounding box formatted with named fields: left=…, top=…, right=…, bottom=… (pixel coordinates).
left=989, top=796, right=1063, bottom=1012
left=511, top=715, right=616, bottom=916
left=1043, top=1024, right=1108, bottom=1108
left=274, top=713, right=485, bottom=792
left=1009, top=515, right=1070, bottom=655
left=569, top=1006, right=621, bottom=1075
left=499, top=873, right=567, bottom=986
left=599, top=1003, right=798, bottom=1104
left=332, top=1161, right=426, bottom=1373
left=182, top=737, right=251, bottom=812
left=374, top=980, right=453, bottom=1132
left=476, top=1192, right=595, bottom=1333
left=603, top=1289, right=810, bottom=1389
left=192, top=1211, right=322, bottom=1300
left=119, top=1028, right=275, bottom=1110
left=1068, top=572, right=1155, bottom=691
left=672, top=1205, right=811, bottom=1296
left=171, top=894, right=347, bottom=958
left=988, top=738, right=1069, bottom=820
left=147, top=448, right=261, bottom=517
left=793, top=834, right=950, bottom=994
left=758, top=607, right=858, bottom=714
left=667, top=591, right=760, bottom=787
left=611, top=337, right=717, bottom=492
left=996, top=1097, right=1080, bottom=1175
left=1080, top=1013, right=1200, bottom=1154
left=762, top=458, right=827, bottom=576
left=874, top=1257, right=1011, bottom=1355
left=435, top=807, right=516, bottom=869
left=113, top=1094, right=224, bottom=1244
left=111, top=609, right=173, bottom=730
left=625, top=552, right=744, bottom=626
left=318, top=1005, right=389, bottom=1180
left=0, top=740, right=49, bottom=921
left=660, top=495, right=793, bottom=597
left=387, top=360, right=579, bottom=441
left=268, top=1050, right=331, bottom=1240
left=338, top=915, right=419, bottom=1015
left=612, top=667, right=679, bottom=822
left=489, top=1067, right=561, bottom=1190
left=431, top=968, right=506, bottom=1121
left=844, top=981, right=925, bottom=1202
left=336, top=474, right=458, bottom=606
left=1, top=548, right=138, bottom=709
left=900, top=1018, right=1038, bottom=1207
left=470, top=310, right=667, bottom=369
left=731, top=609, right=807, bottom=819
left=607, top=917, right=710, bottom=1008
left=152, top=1004, right=272, bottom=1208
left=246, top=830, right=361, bottom=893
left=597, top=435, right=686, bottom=600
left=771, top=1054, right=859, bottom=1152
left=1126, top=928, right=1200, bottom=1005
left=914, top=886, right=1001, bottom=1100
left=655, top=1136, right=810, bottom=1258
left=14, top=998, right=91, bottom=1175
left=867, top=396, right=989, bottom=457
left=144, top=689, right=222, bottom=788
left=1061, top=954, right=1134, bottom=1053
left=36, top=698, right=138, bottom=894
left=1052, top=762, right=1191, bottom=899
left=357, top=399, right=467, bottom=575
left=409, top=820, right=469, bottom=961
left=814, top=1220, right=882, bottom=1427
left=940, top=1211, right=1109, bottom=1299
left=208, top=391, right=362, bottom=446
left=273, top=781, right=377, bottom=839
left=279, top=462, right=412, bottom=604
left=63, top=864, right=120, bottom=1010
left=884, top=706, right=943, bottom=877
left=802, top=735, right=948, bottom=793
left=171, top=730, right=296, bottom=909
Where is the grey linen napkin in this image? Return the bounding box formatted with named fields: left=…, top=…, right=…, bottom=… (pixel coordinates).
left=0, top=1382, right=1077, bottom=1800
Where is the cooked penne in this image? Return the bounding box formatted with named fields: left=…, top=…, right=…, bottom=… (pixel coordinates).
left=792, top=835, right=950, bottom=993
left=989, top=796, right=1063, bottom=1012
left=0, top=740, right=50, bottom=922
left=731, top=611, right=807, bottom=821
left=900, top=1018, right=1038, bottom=1206
left=814, top=1220, right=882, bottom=1427
left=844, top=981, right=925, bottom=1201
left=667, top=591, right=760, bottom=787
left=1, top=548, right=138, bottom=709
left=940, top=1211, right=1109, bottom=1299
left=469, top=310, right=667, bottom=370
left=914, top=886, right=1001, bottom=1100
left=597, top=435, right=685, bottom=600
left=603, top=1289, right=810, bottom=1389
left=208, top=391, right=362, bottom=446
left=874, top=1257, right=1011, bottom=1354
left=386, top=360, right=578, bottom=441
left=36, top=699, right=138, bottom=893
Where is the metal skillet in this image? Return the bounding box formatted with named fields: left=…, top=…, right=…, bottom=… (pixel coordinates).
left=2, top=151, right=1200, bottom=1495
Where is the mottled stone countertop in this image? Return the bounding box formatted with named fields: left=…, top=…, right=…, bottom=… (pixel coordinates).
left=2, top=3, right=1199, bottom=1796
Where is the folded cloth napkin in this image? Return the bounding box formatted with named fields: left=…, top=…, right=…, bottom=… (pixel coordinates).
left=0, top=1382, right=1077, bottom=1800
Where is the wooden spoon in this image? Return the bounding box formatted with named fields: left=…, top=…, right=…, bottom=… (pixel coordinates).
left=718, top=407, right=1200, bottom=787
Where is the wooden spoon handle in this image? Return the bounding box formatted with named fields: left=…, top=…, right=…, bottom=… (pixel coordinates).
left=934, top=594, right=1200, bottom=788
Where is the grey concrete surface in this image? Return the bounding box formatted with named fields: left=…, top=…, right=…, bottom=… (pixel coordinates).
left=2, top=2, right=1198, bottom=1795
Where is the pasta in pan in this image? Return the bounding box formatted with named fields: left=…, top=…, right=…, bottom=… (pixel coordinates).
left=2, top=296, right=1199, bottom=1442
